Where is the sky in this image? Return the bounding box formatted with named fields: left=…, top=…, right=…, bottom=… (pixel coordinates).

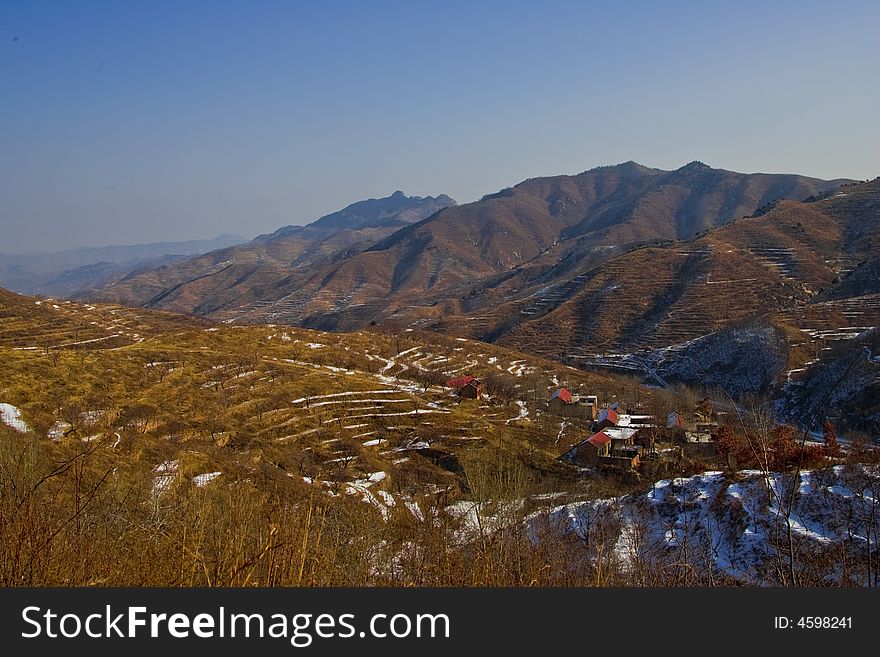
left=1, top=0, right=877, bottom=253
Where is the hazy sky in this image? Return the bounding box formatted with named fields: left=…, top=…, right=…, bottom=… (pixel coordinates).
left=1, top=0, right=877, bottom=253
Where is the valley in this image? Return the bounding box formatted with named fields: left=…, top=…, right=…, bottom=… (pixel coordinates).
left=2, top=164, right=878, bottom=588
left=1, top=287, right=878, bottom=586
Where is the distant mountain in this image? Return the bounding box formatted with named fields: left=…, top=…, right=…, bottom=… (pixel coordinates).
left=476, top=178, right=878, bottom=435
left=116, top=161, right=844, bottom=329
left=488, top=180, right=877, bottom=355
left=0, top=234, right=247, bottom=297
left=91, top=191, right=456, bottom=313
left=88, top=163, right=876, bottom=437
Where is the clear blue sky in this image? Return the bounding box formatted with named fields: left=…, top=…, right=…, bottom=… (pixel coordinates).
left=1, top=0, right=877, bottom=252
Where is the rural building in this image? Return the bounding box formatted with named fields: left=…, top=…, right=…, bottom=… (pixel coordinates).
left=594, top=407, right=619, bottom=431
left=564, top=425, right=646, bottom=472
left=667, top=410, right=684, bottom=429
left=604, top=425, right=639, bottom=450
left=548, top=386, right=573, bottom=406
left=547, top=387, right=594, bottom=418
left=446, top=375, right=484, bottom=400
left=566, top=431, right=612, bottom=465
left=600, top=445, right=641, bottom=470
left=684, top=430, right=716, bottom=457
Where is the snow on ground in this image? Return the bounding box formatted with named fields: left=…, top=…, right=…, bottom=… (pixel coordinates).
left=193, top=472, right=222, bottom=487
left=395, top=346, right=421, bottom=358
left=152, top=460, right=180, bottom=496
left=300, top=398, right=411, bottom=408
left=343, top=471, right=392, bottom=519
left=406, top=501, right=424, bottom=522
left=505, top=400, right=529, bottom=425
left=155, top=460, right=179, bottom=474
left=528, top=465, right=880, bottom=585
left=376, top=490, right=396, bottom=507
left=373, top=375, right=422, bottom=392
left=556, top=420, right=569, bottom=444
left=0, top=403, right=30, bottom=433
left=48, top=420, right=72, bottom=440
left=323, top=409, right=448, bottom=424
left=275, top=427, right=320, bottom=442
left=290, top=389, right=400, bottom=404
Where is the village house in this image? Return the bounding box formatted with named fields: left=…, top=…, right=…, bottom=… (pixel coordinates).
left=563, top=425, right=642, bottom=472
left=594, top=407, right=621, bottom=431
left=565, top=431, right=612, bottom=465
left=445, top=374, right=484, bottom=400
left=604, top=425, right=639, bottom=450
left=602, top=444, right=641, bottom=470
left=684, top=429, right=717, bottom=457
left=547, top=387, right=596, bottom=419
left=577, top=395, right=599, bottom=420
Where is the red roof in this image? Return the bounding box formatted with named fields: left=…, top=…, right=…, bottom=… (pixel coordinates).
left=446, top=375, right=476, bottom=388
left=598, top=408, right=619, bottom=425
left=549, top=387, right=572, bottom=403
left=586, top=432, right=612, bottom=448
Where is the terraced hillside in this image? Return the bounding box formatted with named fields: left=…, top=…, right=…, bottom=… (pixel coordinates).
left=3, top=287, right=878, bottom=586
left=492, top=179, right=879, bottom=360
left=92, top=162, right=847, bottom=329
left=0, top=287, right=211, bottom=351
left=1, top=287, right=652, bottom=525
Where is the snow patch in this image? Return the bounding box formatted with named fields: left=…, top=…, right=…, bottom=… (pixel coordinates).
left=0, top=403, right=30, bottom=433
left=193, top=472, right=221, bottom=487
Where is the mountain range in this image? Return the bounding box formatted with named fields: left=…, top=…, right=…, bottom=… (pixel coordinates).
left=89, top=162, right=848, bottom=329
left=34, top=161, right=880, bottom=435
left=0, top=234, right=247, bottom=298
left=89, top=191, right=456, bottom=317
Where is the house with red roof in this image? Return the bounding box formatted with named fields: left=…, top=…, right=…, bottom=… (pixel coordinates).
left=446, top=374, right=483, bottom=400
left=563, top=427, right=642, bottom=471
left=595, top=407, right=619, bottom=431
left=564, top=431, right=613, bottom=465
left=548, top=387, right=597, bottom=419
left=549, top=387, right=573, bottom=404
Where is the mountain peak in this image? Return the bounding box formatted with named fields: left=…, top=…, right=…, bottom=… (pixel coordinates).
left=391, top=190, right=406, bottom=198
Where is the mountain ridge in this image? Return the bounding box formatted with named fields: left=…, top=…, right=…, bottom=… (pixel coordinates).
left=190, top=161, right=850, bottom=330
left=0, top=233, right=248, bottom=298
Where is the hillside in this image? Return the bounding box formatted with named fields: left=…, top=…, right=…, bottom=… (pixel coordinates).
left=91, top=162, right=846, bottom=327
left=2, top=287, right=878, bottom=586
left=530, top=466, right=880, bottom=586
left=482, top=180, right=880, bottom=407
left=0, top=286, right=633, bottom=532
left=90, top=191, right=456, bottom=314
left=0, top=234, right=247, bottom=297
